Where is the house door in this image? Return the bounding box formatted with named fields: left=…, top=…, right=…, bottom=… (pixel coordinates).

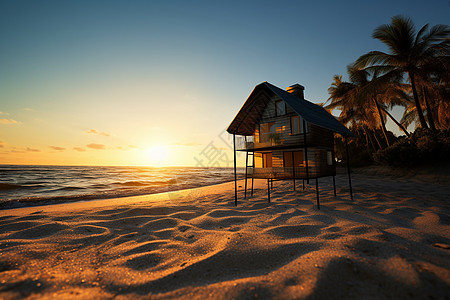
left=263, top=153, right=272, bottom=168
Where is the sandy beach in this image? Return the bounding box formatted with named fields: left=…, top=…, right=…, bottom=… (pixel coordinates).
left=1, top=168, right=449, bottom=299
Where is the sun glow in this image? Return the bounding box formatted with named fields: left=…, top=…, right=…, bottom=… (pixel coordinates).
left=144, top=145, right=170, bottom=166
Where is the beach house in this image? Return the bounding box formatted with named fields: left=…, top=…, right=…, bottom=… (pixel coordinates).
left=227, top=82, right=354, bottom=208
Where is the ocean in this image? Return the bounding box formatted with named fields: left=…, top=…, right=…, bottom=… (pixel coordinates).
left=0, top=165, right=244, bottom=209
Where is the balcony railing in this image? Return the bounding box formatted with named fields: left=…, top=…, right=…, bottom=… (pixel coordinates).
left=247, top=167, right=318, bottom=179
left=236, top=129, right=305, bottom=150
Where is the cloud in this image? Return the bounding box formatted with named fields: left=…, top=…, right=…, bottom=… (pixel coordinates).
left=11, top=148, right=25, bottom=153
left=0, top=141, right=4, bottom=148
left=175, top=142, right=200, bottom=147
left=0, top=118, right=19, bottom=124
left=85, top=129, right=110, bottom=137
left=24, top=107, right=33, bottom=111
left=27, top=147, right=40, bottom=152
left=0, top=111, right=10, bottom=115
left=87, top=143, right=105, bottom=150
left=116, top=145, right=138, bottom=150
left=49, top=146, right=66, bottom=151
left=73, top=147, right=86, bottom=152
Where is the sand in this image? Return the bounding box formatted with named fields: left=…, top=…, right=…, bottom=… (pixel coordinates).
left=0, top=169, right=449, bottom=299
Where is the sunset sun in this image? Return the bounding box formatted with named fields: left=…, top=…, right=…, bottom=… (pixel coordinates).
left=144, top=145, right=169, bottom=166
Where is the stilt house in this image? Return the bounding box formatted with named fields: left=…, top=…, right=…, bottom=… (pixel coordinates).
left=227, top=82, right=354, bottom=208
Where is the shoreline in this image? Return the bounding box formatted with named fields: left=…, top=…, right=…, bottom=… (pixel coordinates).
left=0, top=179, right=243, bottom=213
left=3, top=164, right=449, bottom=211
left=0, top=177, right=243, bottom=211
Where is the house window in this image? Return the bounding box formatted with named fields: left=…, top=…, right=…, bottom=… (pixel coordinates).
left=260, top=122, right=275, bottom=142
left=291, top=116, right=308, bottom=134
left=263, top=153, right=272, bottom=168
left=254, top=153, right=263, bottom=168
left=276, top=100, right=285, bottom=116
left=254, top=128, right=260, bottom=143
left=291, top=116, right=300, bottom=134
left=283, top=151, right=304, bottom=167
left=327, top=151, right=333, bottom=166
left=260, top=122, right=275, bottom=134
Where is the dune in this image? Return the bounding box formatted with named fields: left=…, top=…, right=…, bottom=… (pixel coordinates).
left=0, top=169, right=449, bottom=299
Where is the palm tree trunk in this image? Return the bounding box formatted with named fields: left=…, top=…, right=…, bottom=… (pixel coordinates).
left=372, top=129, right=383, bottom=149
left=363, top=126, right=376, bottom=151
left=364, top=131, right=370, bottom=151
left=408, top=71, right=428, bottom=129
left=381, top=107, right=410, bottom=137
left=422, top=86, right=437, bottom=131
left=373, top=98, right=390, bottom=146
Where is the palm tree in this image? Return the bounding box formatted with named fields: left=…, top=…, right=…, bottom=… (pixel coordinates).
left=328, top=64, right=411, bottom=148
left=400, top=57, right=450, bottom=131
left=355, top=15, right=450, bottom=129
left=326, top=73, right=390, bottom=149
left=415, top=55, right=450, bottom=130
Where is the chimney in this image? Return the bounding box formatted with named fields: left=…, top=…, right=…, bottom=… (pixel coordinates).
left=286, top=84, right=305, bottom=99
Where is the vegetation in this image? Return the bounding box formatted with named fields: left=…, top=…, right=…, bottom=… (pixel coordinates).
left=327, top=16, right=449, bottom=168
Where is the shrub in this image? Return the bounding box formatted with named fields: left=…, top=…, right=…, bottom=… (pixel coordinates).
left=373, top=129, right=450, bottom=167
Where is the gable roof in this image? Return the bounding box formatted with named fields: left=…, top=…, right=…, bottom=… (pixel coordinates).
left=227, top=82, right=353, bottom=137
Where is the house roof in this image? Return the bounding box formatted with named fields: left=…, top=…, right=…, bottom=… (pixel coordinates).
left=227, top=82, right=354, bottom=137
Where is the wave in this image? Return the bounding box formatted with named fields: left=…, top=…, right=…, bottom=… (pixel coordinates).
left=0, top=178, right=239, bottom=210
left=0, top=183, right=23, bottom=190
left=0, top=165, right=245, bottom=209
left=118, top=181, right=150, bottom=187
left=52, top=186, right=87, bottom=192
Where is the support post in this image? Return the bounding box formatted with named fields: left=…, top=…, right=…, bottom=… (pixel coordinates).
left=291, top=151, right=296, bottom=191
left=333, top=176, right=336, bottom=197
left=345, top=137, right=353, bottom=200
left=303, top=179, right=305, bottom=190
left=267, top=179, right=270, bottom=203
left=316, top=177, right=320, bottom=210
left=251, top=151, right=254, bottom=196
left=303, top=119, right=309, bottom=184
left=244, top=147, right=248, bottom=199
left=270, top=179, right=273, bottom=190
left=233, top=134, right=237, bottom=206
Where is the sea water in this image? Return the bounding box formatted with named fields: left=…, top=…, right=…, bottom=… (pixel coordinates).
left=0, top=165, right=244, bottom=209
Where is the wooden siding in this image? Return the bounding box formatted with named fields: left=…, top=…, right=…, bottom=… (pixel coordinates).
left=250, top=96, right=334, bottom=149
left=242, top=96, right=336, bottom=180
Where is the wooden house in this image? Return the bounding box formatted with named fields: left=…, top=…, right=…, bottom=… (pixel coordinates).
left=227, top=82, right=354, bottom=208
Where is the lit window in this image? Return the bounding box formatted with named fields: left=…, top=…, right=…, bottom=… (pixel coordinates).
left=276, top=100, right=285, bottom=116
left=263, top=153, right=272, bottom=167
left=254, top=153, right=263, bottom=168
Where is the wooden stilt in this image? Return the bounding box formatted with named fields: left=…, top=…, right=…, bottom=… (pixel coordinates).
left=292, top=151, right=296, bottom=191
left=244, top=148, right=248, bottom=199
left=270, top=179, right=273, bottom=190
left=303, top=179, right=305, bottom=190
left=316, top=177, right=320, bottom=210
left=303, top=119, right=309, bottom=184
left=233, top=134, right=237, bottom=206
left=345, top=137, right=353, bottom=200
left=267, top=179, right=270, bottom=203
left=251, top=151, right=254, bottom=197
left=333, top=176, right=336, bottom=197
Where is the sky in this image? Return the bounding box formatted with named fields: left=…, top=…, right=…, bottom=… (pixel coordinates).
left=0, top=0, right=449, bottom=167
